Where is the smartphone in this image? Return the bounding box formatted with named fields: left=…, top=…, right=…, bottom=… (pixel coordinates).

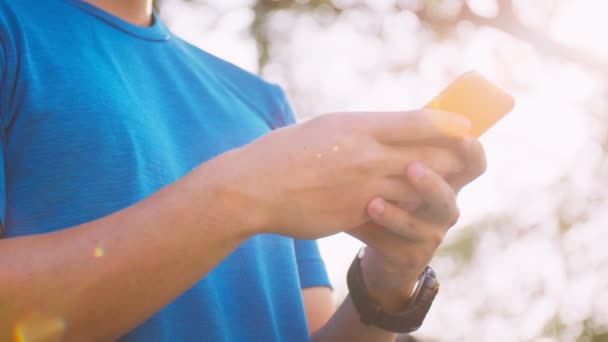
left=424, top=71, right=515, bottom=137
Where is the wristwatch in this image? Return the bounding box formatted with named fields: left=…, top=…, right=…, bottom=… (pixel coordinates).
left=346, top=247, right=439, bottom=333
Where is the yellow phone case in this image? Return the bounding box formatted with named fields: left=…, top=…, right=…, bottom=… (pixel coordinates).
left=425, top=71, right=515, bottom=137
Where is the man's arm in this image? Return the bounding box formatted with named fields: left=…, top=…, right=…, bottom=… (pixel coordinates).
left=302, top=287, right=334, bottom=334
left=305, top=287, right=403, bottom=342
left=0, top=150, right=262, bottom=341
left=0, top=110, right=471, bottom=341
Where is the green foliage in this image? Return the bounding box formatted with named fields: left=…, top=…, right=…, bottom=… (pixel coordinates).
left=578, top=319, right=608, bottom=342
left=437, top=228, right=478, bottom=264
left=591, top=333, right=608, bottom=342
left=542, top=314, right=567, bottom=339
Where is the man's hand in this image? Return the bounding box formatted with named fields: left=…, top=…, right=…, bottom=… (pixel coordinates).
left=347, top=138, right=487, bottom=311
left=228, top=110, right=471, bottom=239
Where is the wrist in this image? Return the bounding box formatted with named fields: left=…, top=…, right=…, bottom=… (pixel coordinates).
left=347, top=247, right=440, bottom=333
left=189, top=148, right=270, bottom=239
left=359, top=248, right=421, bottom=312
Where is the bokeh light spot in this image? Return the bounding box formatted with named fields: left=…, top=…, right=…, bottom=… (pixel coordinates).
left=94, top=246, right=104, bottom=258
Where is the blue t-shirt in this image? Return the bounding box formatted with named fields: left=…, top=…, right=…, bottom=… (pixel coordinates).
left=0, top=1, right=331, bottom=340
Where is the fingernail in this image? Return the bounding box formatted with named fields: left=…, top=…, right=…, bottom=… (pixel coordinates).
left=369, top=198, right=385, bottom=217
left=409, top=163, right=425, bottom=182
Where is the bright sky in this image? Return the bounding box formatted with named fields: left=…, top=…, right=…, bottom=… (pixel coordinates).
left=551, top=0, right=608, bottom=58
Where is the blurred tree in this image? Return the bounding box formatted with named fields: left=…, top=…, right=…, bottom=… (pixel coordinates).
left=157, top=0, right=607, bottom=75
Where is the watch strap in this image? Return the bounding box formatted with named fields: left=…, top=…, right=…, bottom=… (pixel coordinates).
left=347, top=248, right=439, bottom=333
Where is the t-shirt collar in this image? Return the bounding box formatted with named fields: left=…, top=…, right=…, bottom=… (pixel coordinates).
left=64, top=0, right=171, bottom=42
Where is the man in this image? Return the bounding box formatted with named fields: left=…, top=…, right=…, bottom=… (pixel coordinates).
left=0, top=0, right=486, bottom=341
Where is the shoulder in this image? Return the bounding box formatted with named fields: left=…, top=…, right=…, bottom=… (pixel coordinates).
left=172, top=36, right=270, bottom=89
left=0, top=0, right=58, bottom=41
left=171, top=36, right=296, bottom=128
left=0, top=0, right=43, bottom=23
left=1, top=0, right=72, bottom=34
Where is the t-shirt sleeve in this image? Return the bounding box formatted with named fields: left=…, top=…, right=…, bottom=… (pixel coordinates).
left=294, top=239, right=332, bottom=289
left=0, top=26, right=6, bottom=232
left=1, top=20, right=5, bottom=109
left=269, top=84, right=297, bottom=129
left=1, top=38, right=4, bottom=86
left=0, top=136, right=5, bottom=232
left=0, top=8, right=18, bottom=129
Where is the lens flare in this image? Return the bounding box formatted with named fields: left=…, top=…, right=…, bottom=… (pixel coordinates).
left=14, top=314, right=66, bottom=342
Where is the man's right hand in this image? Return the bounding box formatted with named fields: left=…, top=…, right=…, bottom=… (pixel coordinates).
left=0, top=109, right=467, bottom=341
left=222, top=110, right=471, bottom=239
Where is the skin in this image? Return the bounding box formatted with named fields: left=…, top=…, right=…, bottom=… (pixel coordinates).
left=0, top=1, right=488, bottom=340
left=85, top=0, right=153, bottom=26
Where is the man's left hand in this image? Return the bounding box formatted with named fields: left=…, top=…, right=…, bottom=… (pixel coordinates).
left=347, top=137, right=486, bottom=311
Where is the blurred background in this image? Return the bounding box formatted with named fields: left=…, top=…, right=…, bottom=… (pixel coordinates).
left=154, top=0, right=608, bottom=340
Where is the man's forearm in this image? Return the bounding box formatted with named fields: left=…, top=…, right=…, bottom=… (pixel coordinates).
left=311, top=294, right=398, bottom=342
left=0, top=150, right=260, bottom=341
left=311, top=250, right=420, bottom=342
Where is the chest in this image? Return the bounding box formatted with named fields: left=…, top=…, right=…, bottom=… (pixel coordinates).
left=5, top=39, right=271, bottom=176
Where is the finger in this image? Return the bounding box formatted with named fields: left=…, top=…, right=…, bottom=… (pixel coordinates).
left=447, top=137, right=487, bottom=192
left=407, top=162, right=460, bottom=226
left=375, top=177, right=416, bottom=204
left=348, top=221, right=428, bottom=268
left=366, top=197, right=425, bottom=242
left=398, top=145, right=464, bottom=178
left=373, top=177, right=422, bottom=214
left=379, top=145, right=464, bottom=178
left=348, top=223, right=442, bottom=286
left=365, top=109, right=471, bottom=144
left=402, top=135, right=468, bottom=153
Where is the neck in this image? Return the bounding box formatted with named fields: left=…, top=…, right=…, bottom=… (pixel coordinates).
left=84, top=0, right=153, bottom=26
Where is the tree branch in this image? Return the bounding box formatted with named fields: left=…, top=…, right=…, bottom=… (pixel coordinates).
left=416, top=1, right=608, bottom=76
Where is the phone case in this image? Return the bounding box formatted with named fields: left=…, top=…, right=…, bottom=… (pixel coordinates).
left=425, top=71, right=515, bottom=137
